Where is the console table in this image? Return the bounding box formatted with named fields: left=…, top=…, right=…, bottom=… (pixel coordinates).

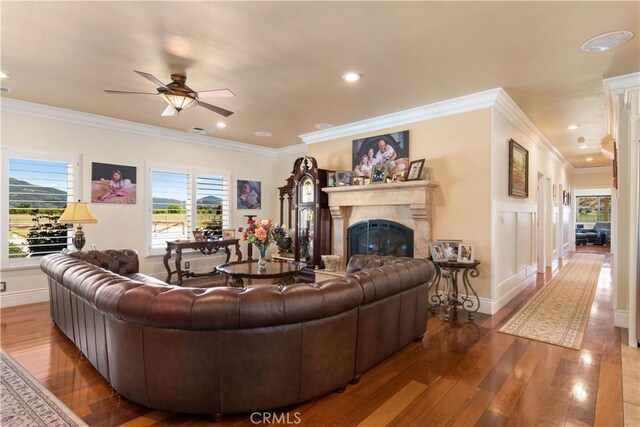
left=216, top=260, right=306, bottom=288
left=428, top=260, right=481, bottom=320
left=163, top=239, right=242, bottom=285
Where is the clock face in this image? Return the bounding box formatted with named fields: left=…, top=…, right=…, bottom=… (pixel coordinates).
left=301, top=178, right=314, bottom=203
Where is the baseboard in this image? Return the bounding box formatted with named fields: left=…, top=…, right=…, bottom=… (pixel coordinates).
left=489, top=264, right=537, bottom=315
left=614, top=310, right=629, bottom=328
left=478, top=298, right=493, bottom=315
left=0, top=287, right=49, bottom=308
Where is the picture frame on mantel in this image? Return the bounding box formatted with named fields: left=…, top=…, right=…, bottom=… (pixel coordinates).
left=508, top=139, right=529, bottom=198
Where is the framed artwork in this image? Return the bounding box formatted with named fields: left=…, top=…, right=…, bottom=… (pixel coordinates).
left=391, top=171, right=406, bottom=182
left=91, top=162, right=137, bottom=204
left=371, top=163, right=389, bottom=184
left=436, top=240, right=459, bottom=261
left=429, top=242, right=447, bottom=262
left=508, top=139, right=529, bottom=198
left=222, top=229, right=235, bottom=240
left=352, top=131, right=410, bottom=179
left=351, top=177, right=364, bottom=186
left=192, top=229, right=205, bottom=242
left=613, top=140, right=618, bottom=189
left=553, top=184, right=557, bottom=202
left=327, top=172, right=337, bottom=187
left=407, top=159, right=425, bottom=181
left=458, top=244, right=474, bottom=263
left=336, top=171, right=352, bottom=186
left=237, top=180, right=261, bottom=209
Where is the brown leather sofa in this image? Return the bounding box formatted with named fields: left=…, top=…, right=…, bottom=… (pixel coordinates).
left=40, top=250, right=435, bottom=416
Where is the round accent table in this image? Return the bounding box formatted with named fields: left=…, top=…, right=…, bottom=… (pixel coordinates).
left=216, top=259, right=306, bottom=288
left=428, top=260, right=481, bottom=320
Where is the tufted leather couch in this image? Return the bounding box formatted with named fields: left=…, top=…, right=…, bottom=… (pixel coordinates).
left=41, top=250, right=434, bottom=416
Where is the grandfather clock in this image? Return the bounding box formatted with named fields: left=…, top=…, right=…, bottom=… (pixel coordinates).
left=288, top=156, right=332, bottom=281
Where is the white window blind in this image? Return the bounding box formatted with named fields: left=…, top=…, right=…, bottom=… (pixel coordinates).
left=7, top=157, right=74, bottom=259
left=150, top=167, right=230, bottom=250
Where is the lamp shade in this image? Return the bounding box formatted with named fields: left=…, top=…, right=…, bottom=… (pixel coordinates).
left=160, top=92, right=198, bottom=112
left=58, top=202, right=99, bottom=224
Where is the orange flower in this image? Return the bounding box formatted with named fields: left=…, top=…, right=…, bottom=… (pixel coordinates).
left=255, top=227, right=267, bottom=241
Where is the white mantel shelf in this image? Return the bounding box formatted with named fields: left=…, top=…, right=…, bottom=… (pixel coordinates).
left=322, top=180, right=440, bottom=260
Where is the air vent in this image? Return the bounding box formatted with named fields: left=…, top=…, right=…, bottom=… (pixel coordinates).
left=187, top=127, right=207, bottom=135
left=0, top=87, right=12, bottom=94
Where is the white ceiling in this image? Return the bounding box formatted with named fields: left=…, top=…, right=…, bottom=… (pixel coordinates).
left=1, top=1, right=638, bottom=167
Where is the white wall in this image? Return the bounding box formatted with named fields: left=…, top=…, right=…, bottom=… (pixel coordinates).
left=491, top=103, right=572, bottom=313
left=0, top=100, right=305, bottom=306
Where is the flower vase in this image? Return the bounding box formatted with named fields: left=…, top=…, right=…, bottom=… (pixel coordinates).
left=258, top=245, right=268, bottom=270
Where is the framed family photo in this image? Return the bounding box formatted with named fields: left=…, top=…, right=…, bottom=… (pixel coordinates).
left=352, top=131, right=410, bottom=179
left=336, top=171, right=353, bottom=186
left=458, top=244, right=474, bottom=263
left=508, top=139, right=529, bottom=198
left=222, top=229, right=235, bottom=240
left=407, top=159, right=425, bottom=181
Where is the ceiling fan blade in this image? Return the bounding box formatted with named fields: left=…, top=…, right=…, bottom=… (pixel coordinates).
left=161, top=105, right=178, bottom=117
left=197, top=101, right=234, bottom=117
left=134, top=70, right=169, bottom=89
left=197, top=89, right=236, bottom=99
left=104, top=90, right=159, bottom=95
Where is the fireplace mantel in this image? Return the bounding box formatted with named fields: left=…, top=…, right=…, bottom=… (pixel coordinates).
left=323, top=180, right=439, bottom=260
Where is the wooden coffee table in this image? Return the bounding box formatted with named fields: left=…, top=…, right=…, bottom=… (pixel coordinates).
left=216, top=260, right=306, bottom=288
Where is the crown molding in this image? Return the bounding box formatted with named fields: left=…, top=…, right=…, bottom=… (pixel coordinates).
left=275, top=143, right=307, bottom=157
left=570, top=165, right=613, bottom=175
left=299, top=88, right=502, bottom=144
left=493, top=89, right=572, bottom=170
left=603, top=72, right=640, bottom=94
left=0, top=98, right=288, bottom=158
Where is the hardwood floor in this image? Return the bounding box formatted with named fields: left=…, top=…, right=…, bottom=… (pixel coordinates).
left=0, top=253, right=626, bottom=426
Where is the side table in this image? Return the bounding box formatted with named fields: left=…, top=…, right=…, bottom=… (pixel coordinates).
left=428, top=260, right=481, bottom=320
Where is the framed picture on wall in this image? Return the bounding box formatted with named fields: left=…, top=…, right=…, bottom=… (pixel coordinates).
left=237, top=180, right=261, bottom=209
left=91, top=162, right=137, bottom=204
left=508, top=139, right=529, bottom=198
left=352, top=131, right=410, bottom=179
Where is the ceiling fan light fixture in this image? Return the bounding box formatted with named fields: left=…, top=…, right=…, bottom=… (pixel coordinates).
left=160, top=92, right=198, bottom=112
left=581, top=31, right=634, bottom=52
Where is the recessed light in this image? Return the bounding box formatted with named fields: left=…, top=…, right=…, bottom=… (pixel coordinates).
left=0, top=71, right=9, bottom=79
left=315, top=123, right=335, bottom=130
left=579, top=145, right=589, bottom=150
left=342, top=72, right=362, bottom=82
left=568, top=124, right=579, bottom=130
left=586, top=157, right=593, bottom=162
left=581, top=31, right=634, bottom=52
left=216, top=122, right=226, bottom=128
left=254, top=131, right=272, bottom=137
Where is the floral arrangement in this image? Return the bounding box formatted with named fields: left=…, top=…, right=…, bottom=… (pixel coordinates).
left=240, top=218, right=286, bottom=251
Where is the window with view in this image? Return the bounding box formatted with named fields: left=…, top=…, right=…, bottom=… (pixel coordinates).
left=150, top=168, right=229, bottom=250
left=7, top=157, right=74, bottom=259
left=576, top=195, right=611, bottom=223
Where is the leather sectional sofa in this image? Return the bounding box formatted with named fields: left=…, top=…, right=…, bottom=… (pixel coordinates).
left=40, top=250, right=435, bottom=416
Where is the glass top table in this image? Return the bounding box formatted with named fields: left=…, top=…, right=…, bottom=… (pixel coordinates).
left=216, top=260, right=306, bottom=288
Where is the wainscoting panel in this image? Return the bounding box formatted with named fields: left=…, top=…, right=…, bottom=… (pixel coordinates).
left=494, top=202, right=537, bottom=312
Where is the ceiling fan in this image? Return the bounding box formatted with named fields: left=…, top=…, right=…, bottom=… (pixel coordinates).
left=105, top=70, right=235, bottom=117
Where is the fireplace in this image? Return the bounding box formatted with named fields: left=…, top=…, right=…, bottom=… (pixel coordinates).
left=348, top=220, right=414, bottom=260
left=323, top=180, right=439, bottom=262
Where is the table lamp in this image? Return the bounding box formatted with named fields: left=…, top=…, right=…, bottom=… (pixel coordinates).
left=58, top=201, right=99, bottom=251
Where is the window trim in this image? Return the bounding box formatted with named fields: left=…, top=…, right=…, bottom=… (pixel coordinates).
left=1, top=148, right=81, bottom=269
left=145, top=161, right=231, bottom=257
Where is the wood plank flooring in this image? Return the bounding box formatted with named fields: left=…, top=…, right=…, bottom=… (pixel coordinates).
left=0, top=253, right=628, bottom=426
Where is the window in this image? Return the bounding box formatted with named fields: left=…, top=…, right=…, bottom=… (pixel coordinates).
left=576, top=195, right=611, bottom=223
left=5, top=154, right=77, bottom=263
left=149, top=166, right=229, bottom=252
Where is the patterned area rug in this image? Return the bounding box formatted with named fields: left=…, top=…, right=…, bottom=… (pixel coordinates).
left=499, top=253, right=604, bottom=350
left=1, top=351, right=86, bottom=427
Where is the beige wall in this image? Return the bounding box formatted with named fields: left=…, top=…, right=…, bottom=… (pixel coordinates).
left=571, top=167, right=613, bottom=189
left=308, top=108, right=494, bottom=297
left=0, top=110, right=293, bottom=305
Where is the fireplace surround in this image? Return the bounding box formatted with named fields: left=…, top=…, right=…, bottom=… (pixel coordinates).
left=323, top=180, right=439, bottom=262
